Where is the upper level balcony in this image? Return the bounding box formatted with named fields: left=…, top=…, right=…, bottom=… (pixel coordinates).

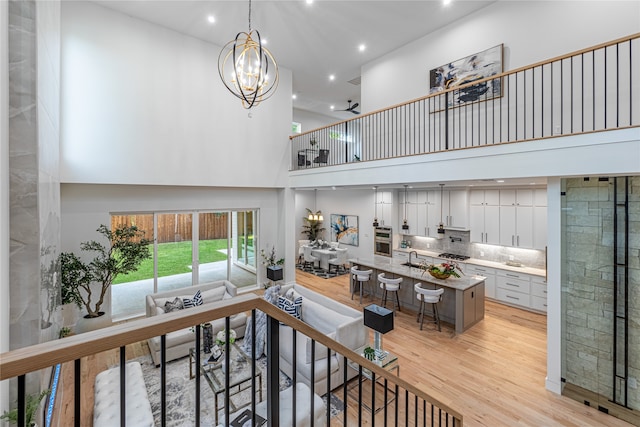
left=290, top=34, right=640, bottom=183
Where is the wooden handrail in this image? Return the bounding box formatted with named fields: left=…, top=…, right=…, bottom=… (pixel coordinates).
left=0, top=293, right=463, bottom=424
left=290, top=32, right=640, bottom=141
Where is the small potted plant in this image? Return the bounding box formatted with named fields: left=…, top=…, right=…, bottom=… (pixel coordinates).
left=261, top=246, right=284, bottom=282
left=363, top=346, right=375, bottom=361
left=420, top=261, right=462, bottom=280
left=0, top=389, right=49, bottom=426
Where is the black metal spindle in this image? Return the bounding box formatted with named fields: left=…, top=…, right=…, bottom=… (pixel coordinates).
left=343, top=355, right=348, bottom=427
left=593, top=50, right=596, bottom=130
left=161, top=334, right=166, bottom=427
left=581, top=53, right=584, bottom=132
left=195, top=324, right=201, bottom=427
left=604, top=46, right=608, bottom=129
left=371, top=371, right=376, bottom=426
left=616, top=42, right=619, bottom=128
left=570, top=56, right=574, bottom=133
left=224, top=317, right=231, bottom=426
left=358, top=365, right=363, bottom=426
left=266, top=316, right=280, bottom=426
left=310, top=339, right=316, bottom=426
left=74, top=359, right=81, bottom=427
left=251, top=311, right=257, bottom=426
left=292, top=329, right=297, bottom=425
left=524, top=69, right=527, bottom=139
left=119, top=346, right=126, bottom=427
left=326, top=346, right=331, bottom=427
left=17, top=374, right=25, bottom=427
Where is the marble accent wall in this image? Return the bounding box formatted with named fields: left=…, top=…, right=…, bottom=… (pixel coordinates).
left=8, top=0, right=61, bottom=353
left=562, top=176, right=639, bottom=411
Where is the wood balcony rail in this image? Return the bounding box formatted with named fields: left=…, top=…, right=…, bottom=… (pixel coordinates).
left=0, top=293, right=463, bottom=426
left=290, top=33, right=640, bottom=170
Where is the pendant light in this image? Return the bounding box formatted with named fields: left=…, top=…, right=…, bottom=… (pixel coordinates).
left=401, top=185, right=409, bottom=231
left=372, top=186, right=379, bottom=227
left=308, top=189, right=323, bottom=222
left=437, top=183, right=446, bottom=235
left=217, top=0, right=279, bottom=109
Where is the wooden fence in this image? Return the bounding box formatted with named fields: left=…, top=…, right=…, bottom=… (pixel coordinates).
left=111, top=213, right=238, bottom=243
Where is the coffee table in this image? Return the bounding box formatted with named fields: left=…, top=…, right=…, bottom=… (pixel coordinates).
left=189, top=342, right=263, bottom=425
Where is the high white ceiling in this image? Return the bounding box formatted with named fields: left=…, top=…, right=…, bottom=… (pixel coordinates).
left=90, top=0, right=495, bottom=119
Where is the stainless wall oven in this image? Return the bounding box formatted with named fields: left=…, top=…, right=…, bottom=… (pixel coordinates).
left=374, top=226, right=392, bottom=257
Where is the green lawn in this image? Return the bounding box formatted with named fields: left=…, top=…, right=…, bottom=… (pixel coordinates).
left=113, top=239, right=230, bottom=284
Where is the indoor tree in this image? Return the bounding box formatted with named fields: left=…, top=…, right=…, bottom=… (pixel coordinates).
left=302, top=208, right=325, bottom=241
left=60, top=224, right=151, bottom=318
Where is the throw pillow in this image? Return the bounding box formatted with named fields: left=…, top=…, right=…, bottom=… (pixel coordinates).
left=201, top=286, right=227, bottom=304
left=163, top=297, right=184, bottom=313
left=182, top=290, right=203, bottom=308
left=277, top=295, right=302, bottom=319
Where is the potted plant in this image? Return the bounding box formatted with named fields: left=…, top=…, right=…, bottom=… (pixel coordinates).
left=261, top=246, right=284, bottom=282
left=58, top=251, right=90, bottom=328
left=302, top=208, right=325, bottom=241
left=61, top=224, right=151, bottom=330
left=0, top=389, right=49, bottom=426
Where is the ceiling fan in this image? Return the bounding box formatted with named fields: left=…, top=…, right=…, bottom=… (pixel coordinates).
left=338, top=100, right=360, bottom=115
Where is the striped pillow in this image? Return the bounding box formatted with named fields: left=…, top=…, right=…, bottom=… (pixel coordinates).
left=277, top=295, right=303, bottom=320
left=183, top=290, right=203, bottom=308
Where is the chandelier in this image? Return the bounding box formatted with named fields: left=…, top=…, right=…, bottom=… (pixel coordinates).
left=217, top=0, right=279, bottom=109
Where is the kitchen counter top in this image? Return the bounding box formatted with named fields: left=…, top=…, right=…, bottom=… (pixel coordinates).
left=392, top=247, right=546, bottom=277
left=348, top=255, right=486, bottom=291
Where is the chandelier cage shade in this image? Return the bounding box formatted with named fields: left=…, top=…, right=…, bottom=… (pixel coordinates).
left=217, top=0, right=279, bottom=109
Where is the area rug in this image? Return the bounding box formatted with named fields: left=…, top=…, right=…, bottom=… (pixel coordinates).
left=296, top=263, right=350, bottom=279
left=132, top=349, right=343, bottom=426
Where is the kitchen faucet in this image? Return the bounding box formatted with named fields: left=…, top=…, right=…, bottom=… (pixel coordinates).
left=409, top=250, right=418, bottom=267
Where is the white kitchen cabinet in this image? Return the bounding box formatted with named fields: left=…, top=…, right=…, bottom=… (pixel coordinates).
left=533, top=206, right=547, bottom=250
left=376, top=190, right=394, bottom=227
left=466, top=264, right=496, bottom=299
left=499, top=205, right=533, bottom=248
left=439, top=190, right=469, bottom=230
left=533, top=188, right=547, bottom=206
left=470, top=190, right=500, bottom=245
left=426, top=190, right=440, bottom=237
left=500, top=189, right=533, bottom=206
left=496, top=270, right=531, bottom=308
left=530, top=276, right=548, bottom=313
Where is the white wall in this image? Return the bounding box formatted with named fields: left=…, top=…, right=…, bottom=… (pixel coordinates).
left=295, top=188, right=375, bottom=261
left=292, top=108, right=337, bottom=135
left=362, top=1, right=640, bottom=112
left=60, top=1, right=292, bottom=187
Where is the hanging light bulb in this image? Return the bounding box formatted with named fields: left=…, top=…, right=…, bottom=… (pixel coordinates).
left=438, top=183, right=446, bottom=235
left=402, top=185, right=409, bottom=231
left=372, top=186, right=379, bottom=227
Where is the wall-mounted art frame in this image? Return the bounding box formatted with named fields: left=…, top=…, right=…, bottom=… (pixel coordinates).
left=330, top=214, right=359, bottom=246
left=429, top=44, right=503, bottom=108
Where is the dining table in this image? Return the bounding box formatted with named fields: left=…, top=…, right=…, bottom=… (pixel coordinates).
left=307, top=246, right=337, bottom=270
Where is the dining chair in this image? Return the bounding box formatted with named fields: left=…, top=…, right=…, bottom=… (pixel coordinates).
left=297, top=240, right=310, bottom=264
left=327, top=248, right=348, bottom=274
left=303, top=245, right=319, bottom=270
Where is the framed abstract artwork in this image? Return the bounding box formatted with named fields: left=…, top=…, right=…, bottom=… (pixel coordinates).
left=429, top=44, right=503, bottom=108
left=330, top=214, right=359, bottom=246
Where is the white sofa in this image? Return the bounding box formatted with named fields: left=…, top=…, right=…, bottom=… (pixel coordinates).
left=277, top=284, right=367, bottom=396
left=145, top=280, right=248, bottom=366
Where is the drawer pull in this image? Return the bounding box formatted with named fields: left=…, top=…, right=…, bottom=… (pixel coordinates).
left=506, top=273, right=520, bottom=278
left=506, top=283, right=519, bottom=287
left=506, top=295, right=520, bottom=301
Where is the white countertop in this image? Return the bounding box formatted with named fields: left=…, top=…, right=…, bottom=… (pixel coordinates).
left=348, top=255, right=486, bottom=291
left=391, top=247, right=546, bottom=278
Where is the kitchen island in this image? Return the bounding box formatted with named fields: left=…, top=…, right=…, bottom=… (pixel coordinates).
left=349, top=256, right=486, bottom=333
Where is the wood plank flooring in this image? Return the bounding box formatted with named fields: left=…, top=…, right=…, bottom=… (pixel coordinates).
left=52, top=270, right=632, bottom=426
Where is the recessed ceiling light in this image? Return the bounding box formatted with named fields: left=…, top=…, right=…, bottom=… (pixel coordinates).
left=330, top=105, right=335, bottom=110
left=306, top=0, right=314, bottom=4
left=358, top=44, right=366, bottom=52
left=443, top=0, right=453, bottom=6
left=262, top=38, right=268, bottom=45
left=496, top=180, right=505, bottom=183
left=329, top=74, right=335, bottom=81
left=207, top=15, right=215, bottom=23
left=292, top=94, right=297, bottom=100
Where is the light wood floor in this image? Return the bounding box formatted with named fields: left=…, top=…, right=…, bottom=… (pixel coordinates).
left=53, top=271, right=632, bottom=426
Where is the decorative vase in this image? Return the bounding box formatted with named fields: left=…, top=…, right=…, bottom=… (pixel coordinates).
left=75, top=312, right=112, bottom=334
left=266, top=265, right=283, bottom=281
left=429, top=270, right=451, bottom=280
left=202, top=323, right=214, bottom=353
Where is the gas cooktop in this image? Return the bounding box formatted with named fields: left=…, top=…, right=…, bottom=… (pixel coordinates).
left=438, top=253, right=470, bottom=261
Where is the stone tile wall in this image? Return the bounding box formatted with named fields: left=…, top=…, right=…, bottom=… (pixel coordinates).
left=562, top=176, right=639, bottom=411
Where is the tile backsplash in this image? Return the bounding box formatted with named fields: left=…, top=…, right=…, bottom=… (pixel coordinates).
left=398, top=230, right=546, bottom=269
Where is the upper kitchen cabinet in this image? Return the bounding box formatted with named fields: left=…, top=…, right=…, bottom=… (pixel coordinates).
left=500, top=189, right=533, bottom=206
left=470, top=190, right=500, bottom=245
left=376, top=190, right=394, bottom=227
left=398, top=190, right=439, bottom=237
left=440, top=190, right=470, bottom=230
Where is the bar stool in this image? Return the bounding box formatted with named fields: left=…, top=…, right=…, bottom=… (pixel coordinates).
left=414, top=283, right=445, bottom=332
left=378, top=273, right=403, bottom=312
left=350, top=267, right=373, bottom=304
